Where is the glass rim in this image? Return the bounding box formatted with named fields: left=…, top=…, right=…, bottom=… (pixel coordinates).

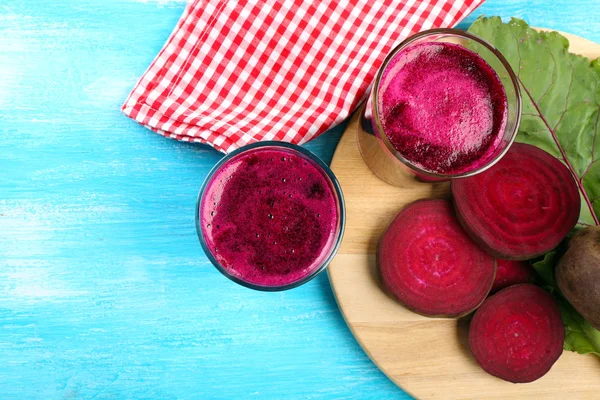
left=195, top=141, right=346, bottom=292
left=371, top=28, right=523, bottom=179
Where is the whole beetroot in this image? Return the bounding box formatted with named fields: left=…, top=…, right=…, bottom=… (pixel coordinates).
left=556, top=226, right=600, bottom=330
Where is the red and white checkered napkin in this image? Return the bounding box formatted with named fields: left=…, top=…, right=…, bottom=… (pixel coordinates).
left=122, top=0, right=484, bottom=153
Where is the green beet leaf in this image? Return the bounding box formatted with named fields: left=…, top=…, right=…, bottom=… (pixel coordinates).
left=469, top=17, right=600, bottom=356
left=469, top=16, right=600, bottom=227
left=561, top=301, right=600, bottom=356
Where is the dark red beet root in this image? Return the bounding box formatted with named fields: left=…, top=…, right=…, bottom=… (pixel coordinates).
left=491, top=259, right=536, bottom=293
left=452, top=143, right=580, bottom=260
left=378, top=199, right=496, bottom=317
left=469, top=284, right=564, bottom=383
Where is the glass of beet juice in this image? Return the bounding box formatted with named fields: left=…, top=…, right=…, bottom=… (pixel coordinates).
left=363, top=29, right=521, bottom=183
left=196, top=142, right=345, bottom=291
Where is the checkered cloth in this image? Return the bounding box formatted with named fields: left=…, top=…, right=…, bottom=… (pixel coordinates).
left=122, top=0, right=484, bottom=153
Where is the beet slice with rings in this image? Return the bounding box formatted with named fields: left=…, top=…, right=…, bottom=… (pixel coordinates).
left=378, top=199, right=496, bottom=317
left=452, top=142, right=580, bottom=260
left=469, top=284, right=564, bottom=383
left=490, top=259, right=536, bottom=294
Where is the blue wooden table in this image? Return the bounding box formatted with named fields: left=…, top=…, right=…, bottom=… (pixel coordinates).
left=1, top=1, right=599, bottom=398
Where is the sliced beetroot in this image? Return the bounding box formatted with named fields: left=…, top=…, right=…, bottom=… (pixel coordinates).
left=378, top=199, right=496, bottom=317
left=469, top=284, right=564, bottom=383
left=491, top=259, right=536, bottom=293
left=452, top=142, right=580, bottom=260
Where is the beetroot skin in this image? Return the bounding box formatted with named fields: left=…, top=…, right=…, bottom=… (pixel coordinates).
left=491, top=259, right=536, bottom=293
left=378, top=199, right=496, bottom=317
left=452, top=142, right=580, bottom=260
left=469, top=284, right=564, bottom=383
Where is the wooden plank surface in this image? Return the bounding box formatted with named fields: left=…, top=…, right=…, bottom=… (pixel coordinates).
left=1, top=0, right=599, bottom=398
left=328, top=32, right=600, bottom=399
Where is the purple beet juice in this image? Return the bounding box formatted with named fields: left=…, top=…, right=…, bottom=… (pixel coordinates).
left=200, top=146, right=339, bottom=288
left=378, top=42, right=508, bottom=175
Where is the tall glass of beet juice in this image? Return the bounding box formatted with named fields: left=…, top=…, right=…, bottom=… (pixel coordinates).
left=362, top=29, right=521, bottom=184
left=196, top=142, right=345, bottom=291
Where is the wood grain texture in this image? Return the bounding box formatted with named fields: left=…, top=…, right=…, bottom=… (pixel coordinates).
left=328, top=33, right=600, bottom=399
left=0, top=0, right=599, bottom=398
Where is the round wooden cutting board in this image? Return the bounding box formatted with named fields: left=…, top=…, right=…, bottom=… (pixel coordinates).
left=328, top=30, right=600, bottom=399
